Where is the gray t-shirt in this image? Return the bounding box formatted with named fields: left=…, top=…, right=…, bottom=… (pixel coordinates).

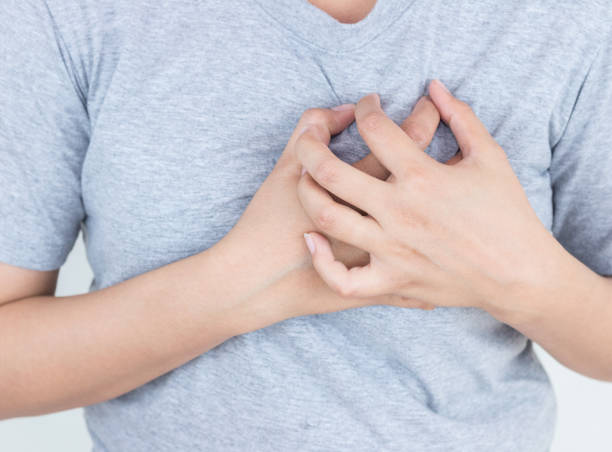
left=2, top=0, right=612, bottom=450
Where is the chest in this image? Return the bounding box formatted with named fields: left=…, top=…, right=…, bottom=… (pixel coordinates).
left=80, top=3, right=562, bottom=279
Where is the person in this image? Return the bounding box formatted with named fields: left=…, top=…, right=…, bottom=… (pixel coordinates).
left=0, top=0, right=610, bottom=450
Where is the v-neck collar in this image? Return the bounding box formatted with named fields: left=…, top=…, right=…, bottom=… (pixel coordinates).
left=253, top=0, right=416, bottom=54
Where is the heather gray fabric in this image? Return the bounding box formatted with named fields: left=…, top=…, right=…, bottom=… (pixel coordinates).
left=2, top=0, right=612, bottom=450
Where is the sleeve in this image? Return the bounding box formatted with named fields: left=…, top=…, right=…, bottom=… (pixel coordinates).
left=0, top=0, right=90, bottom=271
left=549, top=35, right=612, bottom=277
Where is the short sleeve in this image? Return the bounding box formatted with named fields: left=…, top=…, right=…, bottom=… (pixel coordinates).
left=0, top=0, right=90, bottom=271
left=550, top=35, right=612, bottom=277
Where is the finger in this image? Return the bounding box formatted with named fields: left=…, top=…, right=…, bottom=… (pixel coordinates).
left=278, top=106, right=356, bottom=170
left=290, top=106, right=356, bottom=144
left=352, top=153, right=389, bottom=180
left=427, top=80, right=499, bottom=160
left=399, top=96, right=440, bottom=150
left=304, top=232, right=386, bottom=298
left=295, top=125, right=388, bottom=216
left=336, top=153, right=386, bottom=214
left=350, top=96, right=441, bottom=182
left=445, top=150, right=463, bottom=166
left=297, top=173, right=384, bottom=252
left=355, top=93, right=439, bottom=178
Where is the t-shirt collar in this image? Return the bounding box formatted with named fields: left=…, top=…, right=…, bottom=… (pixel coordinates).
left=253, top=0, right=416, bottom=53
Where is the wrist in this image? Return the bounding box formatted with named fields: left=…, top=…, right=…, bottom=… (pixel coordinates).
left=482, top=236, right=594, bottom=329
left=202, top=228, right=312, bottom=334
left=216, top=225, right=310, bottom=287
left=476, top=225, right=565, bottom=325
left=228, top=264, right=317, bottom=336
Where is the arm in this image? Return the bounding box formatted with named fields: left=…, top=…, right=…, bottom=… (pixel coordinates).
left=296, top=80, right=612, bottom=382
left=0, top=237, right=344, bottom=419
left=0, top=100, right=442, bottom=420
left=0, top=107, right=352, bottom=420
left=496, top=34, right=612, bottom=381
left=495, top=265, right=612, bottom=382
left=0, top=0, right=439, bottom=420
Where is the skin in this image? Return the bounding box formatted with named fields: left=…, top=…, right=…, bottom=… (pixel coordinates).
left=308, top=0, right=377, bottom=24
left=3, top=0, right=610, bottom=422
left=297, top=79, right=612, bottom=382
left=0, top=98, right=439, bottom=419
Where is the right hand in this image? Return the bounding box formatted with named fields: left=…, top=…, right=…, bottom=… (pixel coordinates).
left=216, top=97, right=441, bottom=312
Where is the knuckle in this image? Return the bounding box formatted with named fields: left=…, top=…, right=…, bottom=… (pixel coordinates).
left=288, top=135, right=308, bottom=160
left=293, top=130, right=309, bottom=154
left=360, top=111, right=385, bottom=133
left=403, top=121, right=428, bottom=147
left=337, top=282, right=354, bottom=298
left=391, top=269, right=416, bottom=293
left=392, top=198, right=429, bottom=232
left=454, top=100, right=473, bottom=117
left=402, top=167, right=430, bottom=192
left=326, top=276, right=346, bottom=296
left=301, top=108, right=329, bottom=126
left=313, top=205, right=337, bottom=231
left=296, top=174, right=310, bottom=196
left=313, top=158, right=338, bottom=186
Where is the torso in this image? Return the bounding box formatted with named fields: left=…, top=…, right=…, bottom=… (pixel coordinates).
left=46, top=0, right=611, bottom=450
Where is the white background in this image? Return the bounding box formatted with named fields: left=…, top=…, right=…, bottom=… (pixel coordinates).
left=1, top=234, right=611, bottom=451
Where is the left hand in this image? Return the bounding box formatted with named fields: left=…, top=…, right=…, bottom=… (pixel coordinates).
left=296, top=80, right=565, bottom=311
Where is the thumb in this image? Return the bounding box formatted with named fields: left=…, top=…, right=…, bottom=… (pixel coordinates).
left=304, top=231, right=383, bottom=298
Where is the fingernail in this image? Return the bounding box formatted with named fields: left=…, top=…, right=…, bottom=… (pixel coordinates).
left=365, top=92, right=380, bottom=105
left=434, top=79, right=450, bottom=94
left=331, top=103, right=355, bottom=111
left=301, top=166, right=307, bottom=176
left=304, top=233, right=316, bottom=254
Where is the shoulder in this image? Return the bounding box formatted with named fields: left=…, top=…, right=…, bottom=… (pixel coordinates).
left=531, top=0, right=612, bottom=41
left=516, top=0, right=612, bottom=77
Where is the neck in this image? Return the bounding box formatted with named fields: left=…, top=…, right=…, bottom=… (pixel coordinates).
left=307, top=0, right=378, bottom=24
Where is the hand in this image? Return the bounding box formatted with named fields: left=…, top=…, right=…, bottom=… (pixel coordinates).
left=220, top=99, right=441, bottom=312
left=297, top=80, right=563, bottom=312
left=220, top=104, right=358, bottom=273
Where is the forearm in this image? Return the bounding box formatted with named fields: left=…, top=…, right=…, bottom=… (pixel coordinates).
left=0, top=96, right=380, bottom=419
left=489, top=247, right=612, bottom=381
left=0, top=238, right=330, bottom=419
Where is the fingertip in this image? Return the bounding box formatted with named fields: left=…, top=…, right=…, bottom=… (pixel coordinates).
left=427, top=79, right=459, bottom=126
left=430, top=79, right=451, bottom=95
left=331, top=107, right=356, bottom=135
left=331, top=103, right=356, bottom=112
left=364, top=92, right=380, bottom=104
left=330, top=104, right=356, bottom=124
left=356, top=92, right=381, bottom=114
left=415, top=94, right=433, bottom=108
left=413, top=94, right=440, bottom=120
left=308, top=231, right=330, bottom=251
left=304, top=231, right=332, bottom=257
left=428, top=79, right=451, bottom=104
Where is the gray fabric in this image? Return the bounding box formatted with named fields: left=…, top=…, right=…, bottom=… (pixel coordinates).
left=1, top=0, right=611, bottom=450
